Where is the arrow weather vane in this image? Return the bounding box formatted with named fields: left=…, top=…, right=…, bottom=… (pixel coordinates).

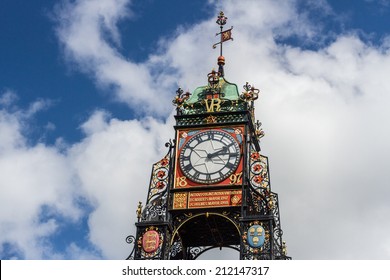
left=212, top=11, right=233, bottom=56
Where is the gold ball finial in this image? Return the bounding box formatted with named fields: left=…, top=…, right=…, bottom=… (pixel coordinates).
left=218, top=55, right=225, bottom=65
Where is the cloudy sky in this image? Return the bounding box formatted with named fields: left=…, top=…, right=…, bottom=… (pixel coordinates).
left=1, top=0, right=390, bottom=260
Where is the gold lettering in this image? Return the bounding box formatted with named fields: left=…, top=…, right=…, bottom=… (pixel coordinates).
left=204, top=98, right=222, bottom=112
left=230, top=172, right=243, bottom=185
left=176, top=176, right=188, bottom=187
left=186, top=189, right=243, bottom=209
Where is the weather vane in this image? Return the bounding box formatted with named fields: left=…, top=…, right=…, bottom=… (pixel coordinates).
left=212, top=11, right=233, bottom=57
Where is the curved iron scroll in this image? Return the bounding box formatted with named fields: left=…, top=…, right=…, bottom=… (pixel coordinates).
left=125, top=235, right=136, bottom=260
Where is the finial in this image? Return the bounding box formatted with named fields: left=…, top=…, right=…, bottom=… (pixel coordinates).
left=240, top=82, right=260, bottom=101
left=172, top=87, right=191, bottom=114
left=216, top=11, right=227, bottom=26
left=207, top=69, right=220, bottom=88
left=282, top=241, right=288, bottom=256
left=217, top=55, right=225, bottom=77
left=268, top=195, right=274, bottom=210
left=136, top=201, right=143, bottom=222
left=255, top=120, right=265, bottom=139
left=212, top=11, right=233, bottom=77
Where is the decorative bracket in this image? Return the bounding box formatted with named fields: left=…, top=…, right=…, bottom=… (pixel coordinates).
left=172, top=87, right=191, bottom=114
left=125, top=235, right=136, bottom=260
left=240, top=82, right=260, bottom=102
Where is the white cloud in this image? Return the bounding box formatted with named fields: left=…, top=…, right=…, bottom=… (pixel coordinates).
left=0, top=93, right=83, bottom=259
left=251, top=35, right=390, bottom=259
left=55, top=0, right=175, bottom=116
left=68, top=110, right=173, bottom=259
left=0, top=90, right=174, bottom=259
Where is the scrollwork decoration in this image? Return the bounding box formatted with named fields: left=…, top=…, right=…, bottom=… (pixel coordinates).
left=240, top=82, right=260, bottom=102
left=125, top=235, right=136, bottom=260
left=172, top=87, right=191, bottom=114
left=141, top=154, right=171, bottom=222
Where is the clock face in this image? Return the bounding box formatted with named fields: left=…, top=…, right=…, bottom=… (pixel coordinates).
left=179, top=130, right=241, bottom=184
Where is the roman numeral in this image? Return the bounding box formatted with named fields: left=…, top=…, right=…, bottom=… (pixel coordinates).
left=182, top=164, right=192, bottom=171
left=181, top=155, right=190, bottom=161
left=226, top=162, right=235, bottom=169
left=228, top=153, right=238, bottom=158
left=207, top=132, right=214, bottom=140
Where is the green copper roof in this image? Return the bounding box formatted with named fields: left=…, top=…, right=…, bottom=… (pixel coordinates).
left=172, top=70, right=261, bottom=115
left=186, top=77, right=240, bottom=104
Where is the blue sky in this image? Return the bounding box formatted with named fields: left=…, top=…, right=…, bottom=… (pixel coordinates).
left=1, top=0, right=390, bottom=260
left=0, top=0, right=213, bottom=144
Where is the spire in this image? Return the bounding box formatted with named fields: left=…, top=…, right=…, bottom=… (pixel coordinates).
left=212, top=11, right=233, bottom=77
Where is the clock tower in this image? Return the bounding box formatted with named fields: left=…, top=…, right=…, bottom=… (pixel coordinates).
left=126, top=12, right=290, bottom=260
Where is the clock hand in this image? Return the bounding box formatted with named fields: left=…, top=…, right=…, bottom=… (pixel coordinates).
left=207, top=142, right=235, bottom=158
left=207, top=147, right=227, bottom=158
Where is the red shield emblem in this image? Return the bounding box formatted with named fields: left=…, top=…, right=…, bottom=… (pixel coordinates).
left=142, top=230, right=160, bottom=253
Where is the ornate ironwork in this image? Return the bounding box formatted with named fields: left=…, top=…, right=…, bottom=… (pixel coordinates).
left=246, top=189, right=269, bottom=216
left=216, top=11, right=227, bottom=26
left=188, top=245, right=240, bottom=260
left=176, top=100, right=247, bottom=116
left=175, top=112, right=247, bottom=126
left=169, top=237, right=184, bottom=259
left=167, top=211, right=243, bottom=259
left=140, top=152, right=171, bottom=222
left=240, top=82, right=260, bottom=102
left=255, top=120, right=265, bottom=139
left=125, top=235, right=136, bottom=260
left=249, top=149, right=270, bottom=192
left=213, top=11, right=233, bottom=57
left=271, top=192, right=290, bottom=259
left=173, top=87, right=191, bottom=114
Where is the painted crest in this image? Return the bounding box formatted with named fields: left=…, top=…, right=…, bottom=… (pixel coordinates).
left=247, top=225, right=265, bottom=248
left=142, top=230, right=160, bottom=253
